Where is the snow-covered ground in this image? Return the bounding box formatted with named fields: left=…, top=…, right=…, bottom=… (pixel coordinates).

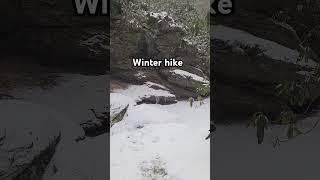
left=11, top=74, right=107, bottom=124
left=1, top=73, right=108, bottom=180
left=110, top=83, right=210, bottom=180
left=43, top=134, right=108, bottom=180
left=0, top=100, right=81, bottom=179
left=214, top=117, right=320, bottom=180
left=110, top=82, right=176, bottom=126
left=1, top=70, right=210, bottom=180
left=38, top=74, right=108, bottom=180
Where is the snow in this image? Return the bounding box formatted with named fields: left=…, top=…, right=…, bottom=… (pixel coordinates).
left=110, top=93, right=133, bottom=119
left=1, top=73, right=108, bottom=180
left=211, top=25, right=318, bottom=68
left=149, top=11, right=183, bottom=28
left=170, top=69, right=209, bottom=83
left=1, top=69, right=209, bottom=180
left=110, top=81, right=175, bottom=120
left=145, top=81, right=168, bottom=90
left=37, top=74, right=108, bottom=180
left=43, top=134, right=108, bottom=180
left=110, top=83, right=210, bottom=180
left=110, top=86, right=210, bottom=180
left=150, top=12, right=169, bottom=19
left=11, top=74, right=107, bottom=125
left=0, top=100, right=84, bottom=179
left=135, top=71, right=147, bottom=79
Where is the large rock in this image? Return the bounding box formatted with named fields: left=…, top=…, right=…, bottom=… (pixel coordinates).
left=111, top=12, right=179, bottom=69
left=111, top=10, right=206, bottom=70
left=212, top=11, right=320, bottom=121
left=110, top=3, right=209, bottom=99
left=159, top=69, right=209, bottom=98
left=136, top=95, right=177, bottom=105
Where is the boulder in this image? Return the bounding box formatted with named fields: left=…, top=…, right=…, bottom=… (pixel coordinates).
left=212, top=11, right=320, bottom=121
left=159, top=69, right=209, bottom=98
left=111, top=10, right=205, bottom=70
left=136, top=95, right=177, bottom=105
left=110, top=3, right=209, bottom=99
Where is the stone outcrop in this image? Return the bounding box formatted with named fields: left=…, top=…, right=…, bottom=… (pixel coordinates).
left=212, top=10, right=320, bottom=121
left=159, top=69, right=209, bottom=96
left=136, top=95, right=177, bottom=105
left=110, top=3, right=209, bottom=99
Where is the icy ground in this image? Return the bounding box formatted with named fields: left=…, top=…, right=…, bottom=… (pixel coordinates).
left=1, top=73, right=108, bottom=180
left=110, top=83, right=210, bottom=180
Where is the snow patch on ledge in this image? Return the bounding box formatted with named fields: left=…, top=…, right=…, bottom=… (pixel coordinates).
left=148, top=11, right=183, bottom=28
left=150, top=12, right=168, bottom=19
left=211, top=25, right=318, bottom=68
left=145, top=81, right=168, bottom=90
left=170, top=69, right=209, bottom=83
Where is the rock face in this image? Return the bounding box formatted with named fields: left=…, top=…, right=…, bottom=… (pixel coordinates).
left=111, top=11, right=192, bottom=70
left=212, top=11, right=320, bottom=121
left=110, top=2, right=209, bottom=99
